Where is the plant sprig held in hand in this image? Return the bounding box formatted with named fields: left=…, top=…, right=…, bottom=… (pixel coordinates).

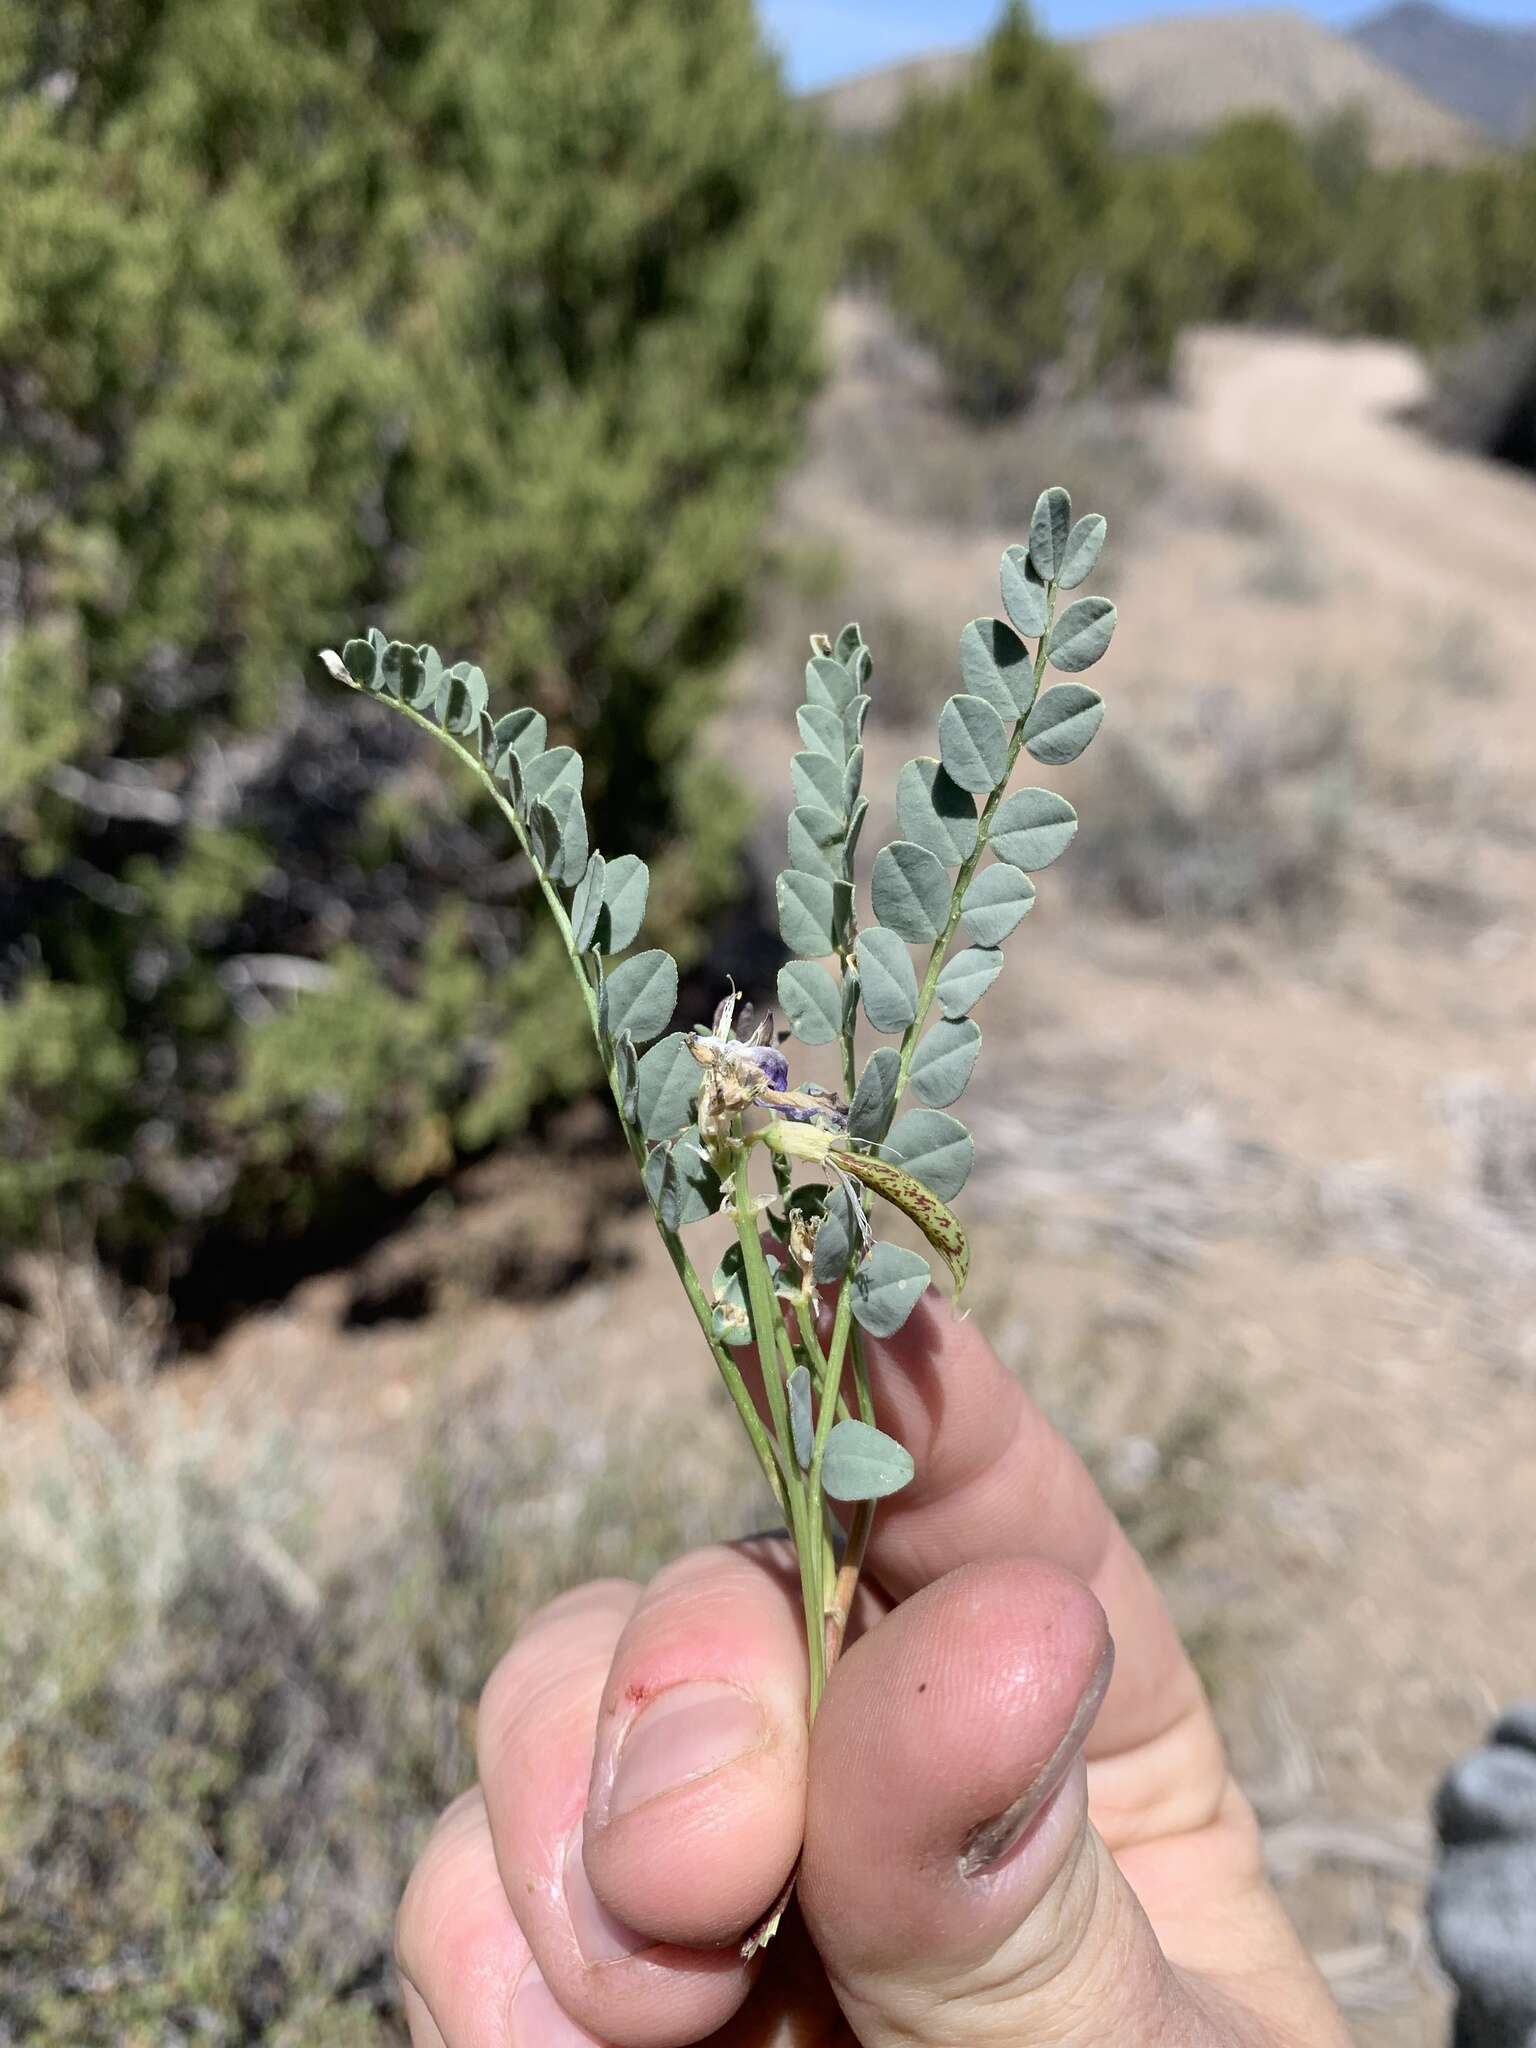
left=319, top=485, right=1114, bottom=1946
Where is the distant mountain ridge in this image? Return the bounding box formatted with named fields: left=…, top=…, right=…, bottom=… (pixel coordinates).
left=809, top=6, right=1490, bottom=165
left=1077, top=7, right=1483, bottom=160
left=1351, top=2, right=1536, bottom=144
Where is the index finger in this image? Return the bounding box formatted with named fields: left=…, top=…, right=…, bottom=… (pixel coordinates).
left=855, top=1292, right=1212, bottom=1781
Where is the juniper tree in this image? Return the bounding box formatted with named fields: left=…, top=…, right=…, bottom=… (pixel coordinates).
left=0, top=0, right=821, bottom=1281
left=861, top=2, right=1112, bottom=413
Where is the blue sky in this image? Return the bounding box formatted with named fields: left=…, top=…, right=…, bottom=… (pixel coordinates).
left=760, top=0, right=1536, bottom=90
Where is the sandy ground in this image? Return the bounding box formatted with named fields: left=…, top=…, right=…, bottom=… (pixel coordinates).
left=13, top=308, right=1536, bottom=2043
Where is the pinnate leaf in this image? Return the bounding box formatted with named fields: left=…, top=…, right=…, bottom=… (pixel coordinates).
left=812, top=1183, right=860, bottom=1283
left=543, top=783, right=587, bottom=884
left=886, top=1109, right=974, bottom=1201
left=599, top=855, right=649, bottom=952
left=1047, top=597, right=1115, bottom=674
left=990, top=788, right=1078, bottom=871
left=438, top=662, right=487, bottom=735
left=645, top=1130, right=721, bottom=1230
left=341, top=637, right=376, bottom=686
left=604, top=949, right=678, bottom=1046
left=909, top=1019, right=982, bottom=1108
left=849, top=1046, right=900, bottom=1140
left=806, top=654, right=856, bottom=714
left=787, top=804, right=844, bottom=881
left=1022, top=684, right=1104, bottom=765
left=613, top=1030, right=639, bottom=1124
left=938, top=694, right=1009, bottom=795
left=897, top=757, right=977, bottom=866
left=1000, top=545, right=1048, bottom=637
left=493, top=708, right=547, bottom=770
left=849, top=1248, right=932, bottom=1344
left=855, top=927, right=918, bottom=1034
left=1029, top=486, right=1072, bottom=583
left=636, top=1032, right=702, bottom=1140
left=496, top=743, right=525, bottom=815
left=379, top=639, right=418, bottom=701
left=525, top=746, right=582, bottom=802
left=789, top=1365, right=814, bottom=1469
left=777, top=960, right=843, bottom=1046
left=845, top=794, right=869, bottom=868
left=797, top=703, right=846, bottom=760
left=843, top=744, right=864, bottom=813
left=958, top=617, right=1032, bottom=722
left=777, top=869, right=839, bottom=958
left=935, top=946, right=1005, bottom=1019
left=527, top=798, right=561, bottom=871
left=822, top=1414, right=915, bottom=1496
left=571, top=853, right=607, bottom=951
left=405, top=645, right=442, bottom=711
left=961, top=864, right=1036, bottom=945
left=1058, top=514, right=1106, bottom=590
left=871, top=840, right=950, bottom=944
left=792, top=750, right=844, bottom=817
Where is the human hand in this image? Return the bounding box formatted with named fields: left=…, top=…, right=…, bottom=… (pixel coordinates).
left=395, top=1294, right=1350, bottom=2048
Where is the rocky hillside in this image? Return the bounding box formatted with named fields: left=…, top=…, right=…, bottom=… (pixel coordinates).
left=1353, top=1, right=1536, bottom=145
left=811, top=6, right=1488, bottom=163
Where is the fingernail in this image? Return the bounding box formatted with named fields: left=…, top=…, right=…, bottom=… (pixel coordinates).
left=512, top=1962, right=605, bottom=2048
left=607, top=1681, right=767, bottom=1820
left=563, top=1822, right=651, bottom=1963
left=959, top=1639, right=1115, bottom=1879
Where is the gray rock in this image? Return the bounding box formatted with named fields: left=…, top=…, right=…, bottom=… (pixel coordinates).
left=1493, top=1704, right=1536, bottom=1758
left=1432, top=1705, right=1536, bottom=2047
left=1438, top=1746, right=1536, bottom=1846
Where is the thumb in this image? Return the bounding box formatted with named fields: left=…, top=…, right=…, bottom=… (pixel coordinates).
left=799, top=1560, right=1248, bottom=2048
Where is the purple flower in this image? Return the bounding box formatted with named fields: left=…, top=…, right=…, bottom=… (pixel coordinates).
left=737, top=1043, right=790, bottom=1091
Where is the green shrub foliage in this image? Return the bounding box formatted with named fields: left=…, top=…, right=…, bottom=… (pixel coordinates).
left=0, top=0, right=821, bottom=1273
left=861, top=2, right=1112, bottom=413
left=856, top=13, right=1536, bottom=400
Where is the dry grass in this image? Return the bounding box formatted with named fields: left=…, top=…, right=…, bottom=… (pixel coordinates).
left=0, top=1252, right=168, bottom=1393
left=816, top=363, right=1159, bottom=561
left=0, top=1372, right=760, bottom=2047
left=1066, top=695, right=1357, bottom=931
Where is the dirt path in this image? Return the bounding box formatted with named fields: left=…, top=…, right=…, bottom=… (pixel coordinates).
left=1184, top=327, right=1536, bottom=648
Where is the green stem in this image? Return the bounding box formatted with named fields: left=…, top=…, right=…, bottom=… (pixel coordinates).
left=793, top=1296, right=852, bottom=1432
left=850, top=1324, right=876, bottom=1424
left=793, top=1296, right=830, bottom=1386
left=734, top=1152, right=824, bottom=1702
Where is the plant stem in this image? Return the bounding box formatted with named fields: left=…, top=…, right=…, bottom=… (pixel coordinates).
left=733, top=1151, right=825, bottom=1701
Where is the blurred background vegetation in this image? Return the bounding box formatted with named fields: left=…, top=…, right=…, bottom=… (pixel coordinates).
left=0, top=0, right=823, bottom=1306
left=3, top=0, right=1534, bottom=1313
left=4, top=0, right=1536, bottom=2039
